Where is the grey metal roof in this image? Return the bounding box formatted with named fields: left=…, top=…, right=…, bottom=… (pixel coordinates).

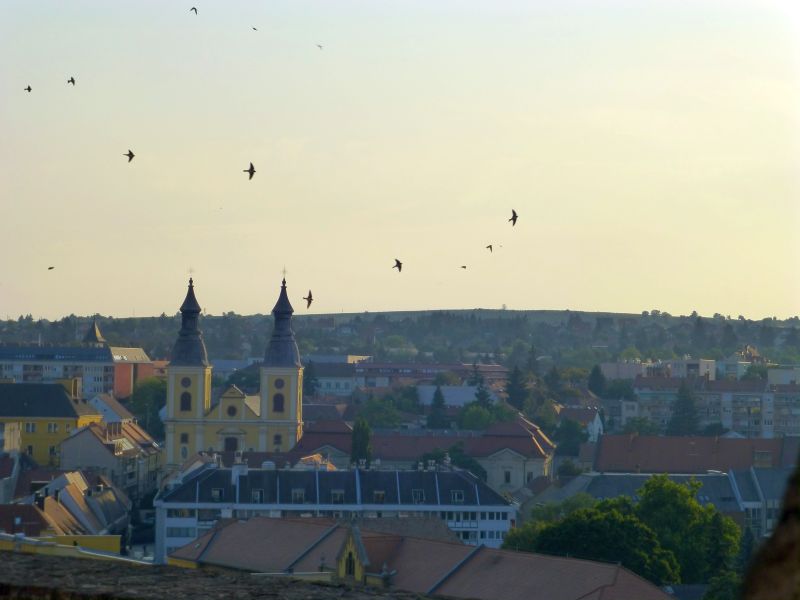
left=730, top=469, right=760, bottom=503
left=263, top=279, right=301, bottom=368
left=170, top=279, right=209, bottom=367
left=160, top=466, right=510, bottom=508
left=0, top=383, right=100, bottom=418
left=752, top=467, right=795, bottom=501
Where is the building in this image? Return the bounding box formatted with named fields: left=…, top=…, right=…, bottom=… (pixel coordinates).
left=309, top=362, right=357, bottom=396
left=86, top=393, right=135, bottom=424
left=416, top=385, right=499, bottom=408
left=354, top=362, right=508, bottom=388
left=163, top=278, right=304, bottom=468
left=0, top=320, right=153, bottom=398
left=154, top=462, right=515, bottom=562
left=600, top=361, right=652, bottom=381
left=168, top=516, right=671, bottom=600
left=556, top=406, right=604, bottom=442
left=0, top=382, right=102, bottom=466
left=59, top=421, right=161, bottom=502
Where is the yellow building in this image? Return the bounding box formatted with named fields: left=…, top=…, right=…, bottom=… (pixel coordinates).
left=0, top=382, right=101, bottom=466
left=164, top=278, right=303, bottom=467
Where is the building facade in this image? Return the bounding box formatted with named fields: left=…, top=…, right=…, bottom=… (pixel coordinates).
left=163, top=279, right=304, bottom=468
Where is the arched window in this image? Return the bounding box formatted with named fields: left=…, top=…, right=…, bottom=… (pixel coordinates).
left=224, top=437, right=238, bottom=452
left=180, top=392, right=192, bottom=411
left=273, top=393, right=284, bottom=413
left=345, top=552, right=355, bottom=577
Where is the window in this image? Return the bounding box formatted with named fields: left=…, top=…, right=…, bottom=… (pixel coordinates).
left=345, top=551, right=355, bottom=577
left=197, top=509, right=221, bottom=522
left=480, top=531, right=486, bottom=539
left=274, top=378, right=285, bottom=389
left=211, top=488, right=224, bottom=501
left=181, top=377, right=191, bottom=388
left=480, top=512, right=486, bottom=520
left=180, top=392, right=192, bottom=412
left=65, top=424, right=71, bottom=433
left=49, top=446, right=57, bottom=456
left=273, top=434, right=282, bottom=447
left=373, top=490, right=385, bottom=504
left=180, top=433, right=189, bottom=444
left=224, top=437, right=238, bottom=452
left=166, top=527, right=196, bottom=538
left=489, top=512, right=495, bottom=520
left=451, top=490, right=464, bottom=504
left=180, top=446, right=188, bottom=459
left=167, top=508, right=196, bottom=518
left=331, top=489, right=345, bottom=504
left=292, top=488, right=305, bottom=503
left=504, top=470, right=511, bottom=484
left=47, top=423, right=58, bottom=433
left=273, top=393, right=285, bottom=413
left=25, top=423, right=36, bottom=433
left=227, top=405, right=237, bottom=417
left=252, top=489, right=264, bottom=503
left=26, top=445, right=33, bottom=455
left=412, top=489, right=425, bottom=504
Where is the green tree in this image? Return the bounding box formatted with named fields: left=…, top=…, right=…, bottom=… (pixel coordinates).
left=553, top=418, right=589, bottom=456
left=742, top=364, right=767, bottom=380
left=358, top=397, right=402, bottom=428
left=526, top=343, right=540, bottom=377
left=736, top=527, right=755, bottom=574
left=128, top=377, right=167, bottom=440
left=467, top=363, right=483, bottom=386
left=520, top=508, right=680, bottom=585
left=458, top=403, right=494, bottom=430
left=666, top=382, right=699, bottom=436
left=504, top=365, right=528, bottom=410
left=543, top=366, right=562, bottom=394
left=474, top=379, right=492, bottom=409
left=225, top=364, right=260, bottom=393
left=303, top=361, right=319, bottom=397
left=703, top=571, right=741, bottom=600
left=433, top=371, right=461, bottom=386
left=587, top=365, right=606, bottom=397
left=604, top=379, right=636, bottom=400
left=417, top=442, right=487, bottom=480
left=427, top=385, right=449, bottom=429
left=623, top=417, right=661, bottom=436
left=528, top=493, right=596, bottom=524
left=557, top=458, right=584, bottom=478
left=351, top=418, right=372, bottom=466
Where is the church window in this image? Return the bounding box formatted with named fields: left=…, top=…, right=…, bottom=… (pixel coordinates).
left=273, top=393, right=285, bottom=413
left=180, top=392, right=192, bottom=411
left=274, top=378, right=285, bottom=389
left=227, top=405, right=237, bottom=417
left=273, top=434, right=282, bottom=447
left=180, top=433, right=189, bottom=444
left=181, top=377, right=191, bottom=388
left=345, top=552, right=355, bottom=577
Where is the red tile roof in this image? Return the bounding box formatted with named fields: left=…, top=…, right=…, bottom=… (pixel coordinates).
left=558, top=406, right=600, bottom=426
left=594, top=435, right=791, bottom=473
left=0, top=504, right=52, bottom=536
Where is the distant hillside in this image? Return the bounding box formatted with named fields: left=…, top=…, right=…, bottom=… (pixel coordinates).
left=0, top=309, right=798, bottom=370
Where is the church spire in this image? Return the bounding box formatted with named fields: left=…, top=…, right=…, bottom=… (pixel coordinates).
left=171, top=278, right=209, bottom=366
left=83, top=318, right=106, bottom=345
left=264, top=278, right=301, bottom=367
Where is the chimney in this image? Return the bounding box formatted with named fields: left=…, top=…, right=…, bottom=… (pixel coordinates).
left=34, top=492, right=45, bottom=510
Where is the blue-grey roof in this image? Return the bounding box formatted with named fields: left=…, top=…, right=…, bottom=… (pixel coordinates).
left=730, top=469, right=760, bottom=503
left=263, top=279, right=301, bottom=368
left=160, top=467, right=509, bottom=508
left=0, top=345, right=112, bottom=363
left=752, top=467, right=795, bottom=501
left=0, top=383, right=100, bottom=418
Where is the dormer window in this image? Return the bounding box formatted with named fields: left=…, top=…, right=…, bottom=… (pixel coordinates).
left=451, top=490, right=464, bottom=504
left=331, top=489, right=344, bottom=504
left=412, top=489, right=425, bottom=504
left=373, top=490, right=386, bottom=504
left=292, top=488, right=305, bottom=503
left=211, top=488, right=224, bottom=502
left=252, top=489, right=264, bottom=503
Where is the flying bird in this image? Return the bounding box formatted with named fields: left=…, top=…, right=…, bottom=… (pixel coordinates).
left=47, top=266, right=54, bottom=270
left=243, top=162, right=255, bottom=180
left=124, top=149, right=135, bottom=162
left=317, top=44, right=323, bottom=50
left=303, top=290, right=313, bottom=308
left=509, top=209, right=518, bottom=226
left=252, top=27, right=257, bottom=30
left=460, top=266, right=467, bottom=269
left=393, top=259, right=402, bottom=272
left=67, top=77, right=75, bottom=85
left=190, top=7, right=198, bottom=14
left=486, top=244, right=493, bottom=253
left=24, top=85, right=31, bottom=92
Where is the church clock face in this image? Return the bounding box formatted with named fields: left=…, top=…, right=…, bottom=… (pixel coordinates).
left=181, top=377, right=191, bottom=388
left=274, top=378, right=285, bottom=389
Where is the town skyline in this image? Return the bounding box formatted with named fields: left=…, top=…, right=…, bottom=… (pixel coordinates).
left=3, top=0, right=800, bottom=320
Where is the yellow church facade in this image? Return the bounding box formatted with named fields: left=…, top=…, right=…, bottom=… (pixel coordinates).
left=164, top=279, right=303, bottom=467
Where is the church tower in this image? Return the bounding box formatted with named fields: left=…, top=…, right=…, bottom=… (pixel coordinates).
left=259, top=278, right=303, bottom=452
left=164, top=278, right=212, bottom=467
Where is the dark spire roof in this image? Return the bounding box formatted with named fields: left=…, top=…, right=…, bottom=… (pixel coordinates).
left=83, top=318, right=106, bottom=345
left=264, top=279, right=302, bottom=368
left=171, top=278, right=209, bottom=367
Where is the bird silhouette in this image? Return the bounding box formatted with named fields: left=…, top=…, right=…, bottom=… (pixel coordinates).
left=460, top=265, right=467, bottom=269
left=317, top=44, right=323, bottom=50
left=67, top=77, right=75, bottom=85
left=303, top=290, right=313, bottom=308
left=243, top=162, right=255, bottom=180
left=124, top=150, right=135, bottom=162
left=190, top=7, right=198, bottom=14
left=47, top=266, right=54, bottom=270
left=486, top=244, right=493, bottom=252
left=24, top=85, right=31, bottom=92
left=509, top=209, right=518, bottom=226
left=252, top=27, right=257, bottom=30
left=393, top=259, right=402, bottom=272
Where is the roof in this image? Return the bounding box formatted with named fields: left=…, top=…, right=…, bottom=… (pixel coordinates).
left=0, top=454, right=16, bottom=479
left=89, top=393, right=134, bottom=421
left=0, top=344, right=112, bottom=363
left=0, top=383, right=100, bottom=419
left=594, top=435, right=790, bottom=473
left=264, top=279, right=301, bottom=368
left=309, top=363, right=356, bottom=378
left=66, top=421, right=159, bottom=459
left=417, top=385, right=497, bottom=407
left=83, top=319, right=106, bottom=344
left=13, top=468, right=68, bottom=500
left=108, top=347, right=151, bottom=363
left=170, top=278, right=209, bottom=367
left=302, top=403, right=346, bottom=422
left=0, top=504, right=52, bottom=537
left=558, top=406, right=600, bottom=426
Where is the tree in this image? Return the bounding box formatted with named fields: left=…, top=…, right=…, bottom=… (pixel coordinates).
left=433, top=371, right=460, bottom=386
left=721, top=322, right=738, bottom=351
left=458, top=403, right=494, bottom=430
left=467, top=363, right=483, bottom=386
left=358, top=397, right=402, bottom=428
left=225, top=364, right=260, bottom=394
left=504, top=366, right=528, bottom=410
left=703, top=571, right=741, bottom=600
left=553, top=419, right=589, bottom=456
left=519, top=508, right=680, bottom=585
left=543, top=366, right=562, bottom=394
left=128, top=377, right=167, bottom=440
left=604, top=379, right=636, bottom=400
left=557, top=459, right=584, bottom=478
left=529, top=493, right=596, bottom=524
left=526, top=343, right=540, bottom=377
left=701, top=422, right=728, bottom=437
left=736, top=526, right=755, bottom=574
left=587, top=365, right=606, bottom=397
left=351, top=418, right=372, bottom=466
left=427, top=386, right=449, bottom=429
left=666, top=382, right=698, bottom=436
left=303, top=361, right=319, bottom=397
left=623, top=417, right=661, bottom=436
left=742, top=364, right=767, bottom=381
left=474, top=379, right=492, bottom=409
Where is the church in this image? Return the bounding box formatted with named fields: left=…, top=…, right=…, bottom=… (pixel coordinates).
left=163, top=278, right=303, bottom=468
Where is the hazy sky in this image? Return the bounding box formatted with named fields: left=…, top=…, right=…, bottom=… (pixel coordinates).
left=2, top=1, right=799, bottom=320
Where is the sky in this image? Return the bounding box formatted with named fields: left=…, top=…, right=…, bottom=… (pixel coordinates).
left=2, top=0, right=800, bottom=320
